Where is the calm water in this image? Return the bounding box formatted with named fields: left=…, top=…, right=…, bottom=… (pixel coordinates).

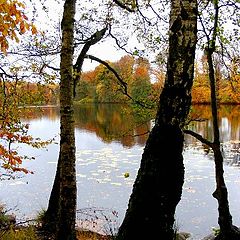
left=0, top=104, right=240, bottom=239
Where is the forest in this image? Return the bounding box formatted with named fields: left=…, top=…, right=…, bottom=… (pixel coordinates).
left=75, top=54, right=240, bottom=105
left=0, top=0, right=240, bottom=240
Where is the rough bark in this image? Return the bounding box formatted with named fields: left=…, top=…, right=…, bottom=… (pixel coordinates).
left=117, top=1, right=197, bottom=239
left=43, top=1, right=77, bottom=239
left=42, top=158, right=61, bottom=233
left=57, top=0, right=77, bottom=238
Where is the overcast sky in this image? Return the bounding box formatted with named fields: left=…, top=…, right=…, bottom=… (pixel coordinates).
left=28, top=0, right=151, bottom=72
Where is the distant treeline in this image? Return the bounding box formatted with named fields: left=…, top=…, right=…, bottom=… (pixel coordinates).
left=75, top=55, right=240, bottom=105
left=0, top=80, right=59, bottom=106
left=16, top=55, right=239, bottom=106
left=75, top=55, right=163, bottom=107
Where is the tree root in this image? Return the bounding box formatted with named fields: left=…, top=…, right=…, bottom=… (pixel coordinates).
left=215, top=226, right=240, bottom=240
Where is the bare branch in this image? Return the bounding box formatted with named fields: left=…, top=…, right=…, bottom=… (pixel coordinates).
left=183, top=129, right=213, bottom=147
left=132, top=131, right=150, bottom=137
left=109, top=30, right=132, bottom=55
left=85, top=54, right=153, bottom=109
left=45, top=64, right=60, bottom=71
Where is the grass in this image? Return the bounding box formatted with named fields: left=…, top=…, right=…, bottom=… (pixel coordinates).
left=0, top=226, right=38, bottom=240
left=0, top=227, right=112, bottom=240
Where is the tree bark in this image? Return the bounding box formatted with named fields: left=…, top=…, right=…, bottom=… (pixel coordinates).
left=57, top=0, right=77, bottom=238
left=117, top=1, right=197, bottom=239
left=43, top=1, right=77, bottom=239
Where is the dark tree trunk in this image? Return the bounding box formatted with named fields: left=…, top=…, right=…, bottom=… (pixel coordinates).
left=203, top=1, right=240, bottom=238
left=43, top=0, right=77, bottom=239
left=117, top=1, right=197, bottom=239
left=42, top=158, right=61, bottom=233
left=206, top=49, right=240, bottom=240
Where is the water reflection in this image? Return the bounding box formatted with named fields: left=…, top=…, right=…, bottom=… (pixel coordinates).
left=24, top=104, right=240, bottom=165
left=1, top=104, right=240, bottom=239
left=185, top=105, right=240, bottom=167
left=22, top=104, right=151, bottom=147
left=23, top=104, right=240, bottom=146
left=186, top=105, right=240, bottom=143
left=73, top=104, right=150, bottom=147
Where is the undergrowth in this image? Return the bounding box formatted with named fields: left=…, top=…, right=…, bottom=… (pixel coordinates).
left=0, top=226, right=38, bottom=240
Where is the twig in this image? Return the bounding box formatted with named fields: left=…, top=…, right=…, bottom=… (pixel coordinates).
left=183, top=129, right=213, bottom=147
left=85, top=54, right=153, bottom=109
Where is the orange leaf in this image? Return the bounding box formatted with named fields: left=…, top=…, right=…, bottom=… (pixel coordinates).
left=20, top=21, right=25, bottom=33
left=31, top=25, right=37, bottom=35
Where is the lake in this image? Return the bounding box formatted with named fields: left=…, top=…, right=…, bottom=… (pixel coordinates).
left=0, top=104, right=239, bottom=239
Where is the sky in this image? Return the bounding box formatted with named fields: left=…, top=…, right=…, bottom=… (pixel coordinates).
left=26, top=0, right=151, bottom=72
left=27, top=0, right=128, bottom=72
left=81, top=39, right=126, bottom=72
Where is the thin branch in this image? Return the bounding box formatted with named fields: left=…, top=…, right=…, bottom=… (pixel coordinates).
left=0, top=67, right=14, bottom=78
left=108, top=30, right=132, bottom=55
left=183, top=129, right=213, bottom=148
left=185, top=117, right=207, bottom=126
left=198, top=13, right=211, bottom=45
left=132, top=131, right=150, bottom=137
left=85, top=54, right=153, bottom=109
left=45, top=64, right=60, bottom=71
left=85, top=54, right=128, bottom=92
left=147, top=2, right=168, bottom=24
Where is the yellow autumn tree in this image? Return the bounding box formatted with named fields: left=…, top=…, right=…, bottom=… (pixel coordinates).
left=0, top=0, right=46, bottom=177
left=0, top=0, right=37, bottom=54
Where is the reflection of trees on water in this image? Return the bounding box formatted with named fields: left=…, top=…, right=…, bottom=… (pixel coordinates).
left=21, top=104, right=240, bottom=156
left=185, top=105, right=240, bottom=167
left=223, top=141, right=240, bottom=167
left=20, top=106, right=60, bottom=121
left=186, top=105, right=240, bottom=143
left=74, top=104, right=151, bottom=147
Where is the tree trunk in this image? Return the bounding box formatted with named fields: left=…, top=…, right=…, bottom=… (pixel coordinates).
left=117, top=1, right=197, bottom=239
left=43, top=1, right=77, bottom=239
left=202, top=1, right=240, bottom=238
left=42, top=158, right=61, bottom=233
left=57, top=0, right=77, bottom=239
left=206, top=49, right=240, bottom=240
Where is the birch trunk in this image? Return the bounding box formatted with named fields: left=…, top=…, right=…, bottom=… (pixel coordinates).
left=43, top=1, right=77, bottom=239
left=117, top=1, right=197, bottom=239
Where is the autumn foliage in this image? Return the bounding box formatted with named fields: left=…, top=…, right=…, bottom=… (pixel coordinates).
left=0, top=0, right=50, bottom=177
left=0, top=0, right=37, bottom=54
left=77, top=54, right=240, bottom=106
left=76, top=56, right=161, bottom=106
left=192, top=56, right=240, bottom=104
left=0, top=78, right=55, bottom=176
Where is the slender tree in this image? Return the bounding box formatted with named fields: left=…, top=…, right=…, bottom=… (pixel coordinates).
left=185, top=1, right=240, bottom=239
left=43, top=4, right=107, bottom=238
left=57, top=0, right=77, bottom=239
left=117, top=0, right=198, bottom=239
left=43, top=0, right=77, bottom=239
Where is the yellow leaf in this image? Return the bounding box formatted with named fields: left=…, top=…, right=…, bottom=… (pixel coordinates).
left=2, top=28, right=8, bottom=37
left=31, top=25, right=37, bottom=35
